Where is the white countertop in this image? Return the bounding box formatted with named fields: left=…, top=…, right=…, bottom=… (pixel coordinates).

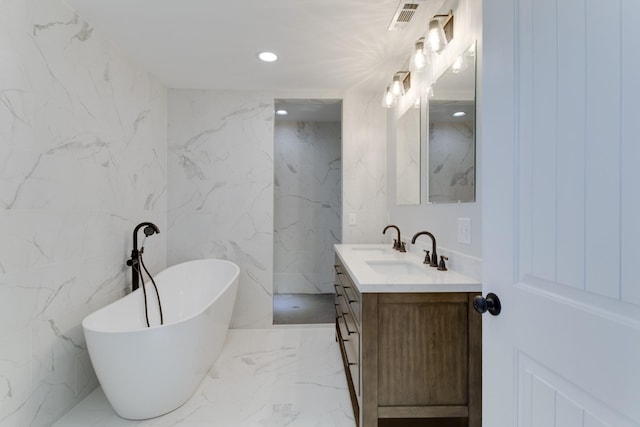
left=334, top=244, right=481, bottom=293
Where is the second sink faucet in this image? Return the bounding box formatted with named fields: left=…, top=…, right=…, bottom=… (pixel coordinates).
left=383, top=225, right=406, bottom=252
left=411, top=231, right=438, bottom=267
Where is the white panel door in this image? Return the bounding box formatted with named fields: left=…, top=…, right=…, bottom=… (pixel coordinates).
left=481, top=0, right=640, bottom=426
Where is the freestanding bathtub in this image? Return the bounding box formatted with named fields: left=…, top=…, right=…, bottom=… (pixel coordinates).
left=82, top=259, right=239, bottom=420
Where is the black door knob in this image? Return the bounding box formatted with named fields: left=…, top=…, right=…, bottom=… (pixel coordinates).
left=473, top=293, right=502, bottom=316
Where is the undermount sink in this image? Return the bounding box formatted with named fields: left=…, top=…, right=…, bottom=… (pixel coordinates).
left=351, top=246, right=387, bottom=254
left=366, top=260, right=426, bottom=275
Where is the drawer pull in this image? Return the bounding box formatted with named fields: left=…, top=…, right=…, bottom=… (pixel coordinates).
left=333, top=284, right=343, bottom=296
left=348, top=361, right=357, bottom=366
left=333, top=264, right=344, bottom=275
left=342, top=312, right=355, bottom=335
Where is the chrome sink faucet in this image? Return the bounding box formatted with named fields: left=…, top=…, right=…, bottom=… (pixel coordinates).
left=411, top=231, right=438, bottom=267
left=383, top=225, right=405, bottom=252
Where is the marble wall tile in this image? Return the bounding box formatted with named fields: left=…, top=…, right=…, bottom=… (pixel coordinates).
left=0, top=0, right=167, bottom=425
left=274, top=121, right=341, bottom=294
left=167, top=90, right=274, bottom=328
left=168, top=90, right=386, bottom=326
left=428, top=120, right=475, bottom=203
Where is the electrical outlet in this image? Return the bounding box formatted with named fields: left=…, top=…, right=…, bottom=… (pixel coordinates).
left=458, top=218, right=471, bottom=244
left=348, top=213, right=357, bottom=226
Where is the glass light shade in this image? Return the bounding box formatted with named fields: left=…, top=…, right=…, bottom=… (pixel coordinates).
left=451, top=55, right=467, bottom=73
left=391, top=74, right=404, bottom=96
left=427, top=18, right=447, bottom=54
left=412, top=38, right=427, bottom=72
left=426, top=85, right=434, bottom=98
left=382, top=86, right=395, bottom=108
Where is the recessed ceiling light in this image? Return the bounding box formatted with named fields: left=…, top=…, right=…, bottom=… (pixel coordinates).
left=275, top=109, right=288, bottom=116
left=258, top=52, right=278, bottom=62
left=452, top=111, right=467, bottom=117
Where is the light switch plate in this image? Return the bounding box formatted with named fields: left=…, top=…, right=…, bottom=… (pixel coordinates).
left=348, top=213, right=357, bottom=226
left=458, top=218, right=471, bottom=244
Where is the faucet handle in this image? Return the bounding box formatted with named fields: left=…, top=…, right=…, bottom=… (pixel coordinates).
left=437, top=256, right=449, bottom=271
left=423, top=250, right=430, bottom=264
left=393, top=239, right=399, bottom=250
left=399, top=242, right=406, bottom=252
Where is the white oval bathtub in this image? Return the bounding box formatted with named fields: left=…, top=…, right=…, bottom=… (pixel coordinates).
left=82, top=259, right=239, bottom=420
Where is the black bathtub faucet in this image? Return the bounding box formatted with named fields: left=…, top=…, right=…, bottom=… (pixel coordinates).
left=126, top=222, right=160, bottom=292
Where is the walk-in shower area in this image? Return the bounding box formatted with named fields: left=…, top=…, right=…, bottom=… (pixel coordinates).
left=273, top=99, right=342, bottom=325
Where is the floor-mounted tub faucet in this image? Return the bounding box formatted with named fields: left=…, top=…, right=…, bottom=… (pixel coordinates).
left=411, top=231, right=438, bottom=267
left=126, top=222, right=160, bottom=292
left=383, top=225, right=405, bottom=252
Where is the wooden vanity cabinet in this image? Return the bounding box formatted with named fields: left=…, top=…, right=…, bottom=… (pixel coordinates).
left=334, top=256, right=482, bottom=427
left=334, top=259, right=362, bottom=425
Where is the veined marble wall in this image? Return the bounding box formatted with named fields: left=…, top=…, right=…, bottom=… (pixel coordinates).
left=274, top=121, right=341, bottom=294
left=168, top=89, right=386, bottom=327
left=428, top=120, right=475, bottom=203
left=167, top=90, right=274, bottom=328
left=0, top=0, right=167, bottom=426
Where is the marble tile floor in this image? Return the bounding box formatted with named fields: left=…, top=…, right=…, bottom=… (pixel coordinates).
left=54, top=327, right=353, bottom=427
left=273, top=294, right=336, bottom=325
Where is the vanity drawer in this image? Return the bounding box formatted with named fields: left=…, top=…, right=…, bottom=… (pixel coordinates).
left=337, top=268, right=359, bottom=301
left=334, top=260, right=361, bottom=324
left=337, top=314, right=360, bottom=395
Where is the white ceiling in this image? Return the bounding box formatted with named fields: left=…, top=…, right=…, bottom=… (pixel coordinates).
left=62, top=0, right=445, bottom=92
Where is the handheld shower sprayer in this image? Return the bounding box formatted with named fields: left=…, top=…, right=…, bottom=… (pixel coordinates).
left=126, top=221, right=163, bottom=327
left=126, top=222, right=160, bottom=292
left=143, top=224, right=159, bottom=237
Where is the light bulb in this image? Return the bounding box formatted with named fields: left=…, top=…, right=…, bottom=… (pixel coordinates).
left=258, top=51, right=278, bottom=62
left=412, top=38, right=427, bottom=71
left=382, top=86, right=395, bottom=108
left=451, top=56, right=465, bottom=73
left=391, top=74, right=404, bottom=96
left=427, top=18, right=447, bottom=54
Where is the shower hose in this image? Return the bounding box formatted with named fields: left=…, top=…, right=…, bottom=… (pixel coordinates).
left=138, top=247, right=164, bottom=328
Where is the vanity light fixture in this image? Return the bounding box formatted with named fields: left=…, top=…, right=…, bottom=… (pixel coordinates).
left=391, top=73, right=405, bottom=96
left=382, top=85, right=395, bottom=108
left=414, top=97, right=421, bottom=108
left=411, top=37, right=427, bottom=72
left=389, top=71, right=411, bottom=99
left=426, top=85, right=434, bottom=98
left=258, top=51, right=278, bottom=62
left=451, top=55, right=467, bottom=73
left=426, top=10, right=454, bottom=54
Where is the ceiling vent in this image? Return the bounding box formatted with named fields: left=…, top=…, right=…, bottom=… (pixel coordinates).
left=388, top=0, right=426, bottom=31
